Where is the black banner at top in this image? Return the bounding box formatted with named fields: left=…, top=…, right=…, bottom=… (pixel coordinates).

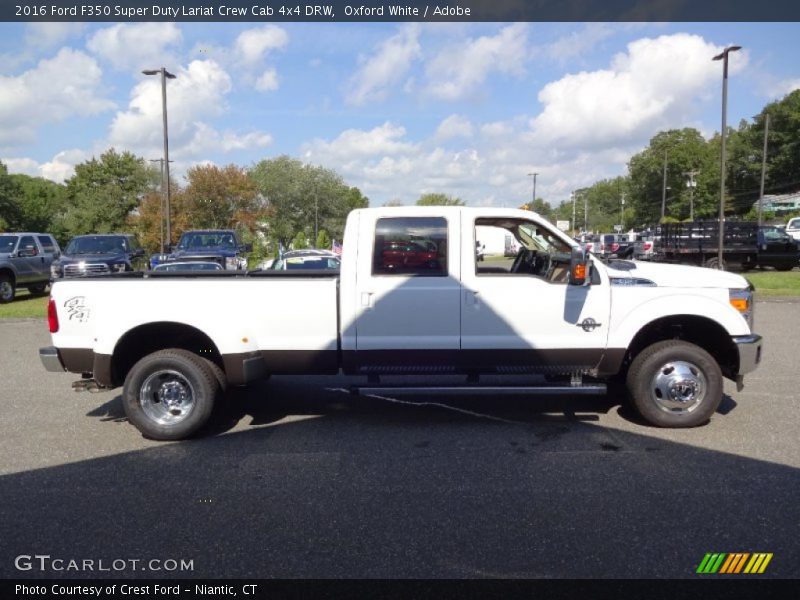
left=4, top=0, right=800, bottom=22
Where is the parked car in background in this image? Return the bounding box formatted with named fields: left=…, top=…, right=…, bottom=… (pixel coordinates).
left=633, top=233, right=658, bottom=261
left=264, top=249, right=341, bottom=271
left=0, top=233, right=61, bottom=303
left=51, top=234, right=147, bottom=280
left=152, top=261, right=224, bottom=272
left=379, top=240, right=440, bottom=271
left=785, top=217, right=800, bottom=242
left=151, top=229, right=251, bottom=271
left=597, top=234, right=634, bottom=259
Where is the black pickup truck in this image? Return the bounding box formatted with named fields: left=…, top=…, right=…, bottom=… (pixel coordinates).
left=656, top=221, right=798, bottom=270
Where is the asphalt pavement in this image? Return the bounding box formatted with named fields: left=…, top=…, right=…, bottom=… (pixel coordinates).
left=0, top=299, right=798, bottom=578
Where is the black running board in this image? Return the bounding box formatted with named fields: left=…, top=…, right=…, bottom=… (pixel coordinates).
left=354, top=384, right=607, bottom=397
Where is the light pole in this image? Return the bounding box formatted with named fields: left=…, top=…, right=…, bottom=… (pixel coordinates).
left=758, top=113, right=770, bottom=226
left=684, top=170, right=698, bottom=222
left=527, top=172, right=538, bottom=207
left=620, top=193, right=625, bottom=231
left=571, top=192, right=576, bottom=236
left=712, top=45, right=741, bottom=268
left=142, top=67, right=176, bottom=248
left=661, top=149, right=668, bottom=220
left=149, top=158, right=165, bottom=253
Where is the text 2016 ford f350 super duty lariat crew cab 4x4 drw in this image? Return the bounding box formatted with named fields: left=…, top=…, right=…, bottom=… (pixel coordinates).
left=39, top=207, right=762, bottom=440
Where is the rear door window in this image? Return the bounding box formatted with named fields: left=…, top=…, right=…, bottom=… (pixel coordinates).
left=372, top=217, right=448, bottom=276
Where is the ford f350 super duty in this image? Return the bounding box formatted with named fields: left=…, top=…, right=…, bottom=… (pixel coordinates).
left=40, top=207, right=762, bottom=440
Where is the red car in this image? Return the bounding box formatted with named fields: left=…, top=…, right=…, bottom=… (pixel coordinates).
left=380, top=241, right=439, bottom=270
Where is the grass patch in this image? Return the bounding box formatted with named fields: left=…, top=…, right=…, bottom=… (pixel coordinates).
left=744, top=270, right=800, bottom=297
left=0, top=288, right=49, bottom=318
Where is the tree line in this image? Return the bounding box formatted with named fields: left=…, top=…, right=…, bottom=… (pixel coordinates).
left=525, top=90, right=800, bottom=231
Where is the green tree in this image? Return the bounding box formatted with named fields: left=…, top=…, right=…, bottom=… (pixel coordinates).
left=291, top=230, right=308, bottom=250
left=627, top=128, right=717, bottom=226
left=521, top=197, right=554, bottom=222
left=250, top=155, right=368, bottom=248
left=62, top=149, right=158, bottom=238
left=416, top=193, right=465, bottom=206
left=0, top=162, right=20, bottom=230
left=315, top=229, right=331, bottom=250
left=7, top=174, right=67, bottom=235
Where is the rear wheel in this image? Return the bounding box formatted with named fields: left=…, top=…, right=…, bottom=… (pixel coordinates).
left=774, top=263, right=794, bottom=272
left=122, top=349, right=219, bottom=440
left=0, top=274, right=15, bottom=303
left=626, top=340, right=722, bottom=428
left=27, top=283, right=48, bottom=295
left=703, top=257, right=726, bottom=270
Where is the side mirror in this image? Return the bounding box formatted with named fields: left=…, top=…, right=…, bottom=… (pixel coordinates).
left=241, top=243, right=253, bottom=252
left=166, top=244, right=174, bottom=253
left=133, top=248, right=145, bottom=257
left=569, top=246, right=589, bottom=286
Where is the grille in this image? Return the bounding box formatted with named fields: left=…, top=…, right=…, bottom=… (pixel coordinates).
left=64, top=263, right=110, bottom=276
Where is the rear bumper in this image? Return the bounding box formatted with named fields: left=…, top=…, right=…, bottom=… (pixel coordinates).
left=39, top=346, right=66, bottom=372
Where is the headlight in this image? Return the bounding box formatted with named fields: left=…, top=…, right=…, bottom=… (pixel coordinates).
left=112, top=263, right=127, bottom=272
left=225, top=257, right=238, bottom=270
left=729, top=288, right=754, bottom=330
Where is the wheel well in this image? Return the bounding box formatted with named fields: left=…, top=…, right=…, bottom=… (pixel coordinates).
left=111, top=322, right=223, bottom=387
left=0, top=268, right=15, bottom=284
left=623, top=315, right=739, bottom=380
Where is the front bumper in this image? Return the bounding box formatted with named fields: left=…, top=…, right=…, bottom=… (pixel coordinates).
left=732, top=334, right=763, bottom=391
left=40, top=346, right=66, bottom=372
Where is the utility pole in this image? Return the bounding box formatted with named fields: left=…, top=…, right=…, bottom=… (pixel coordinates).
left=661, top=149, right=668, bottom=220
left=620, top=192, right=626, bottom=230
left=684, top=170, right=698, bottom=222
left=583, top=191, right=588, bottom=233
left=571, top=192, right=576, bottom=236
left=758, top=113, right=770, bottom=226
left=527, top=172, right=538, bottom=208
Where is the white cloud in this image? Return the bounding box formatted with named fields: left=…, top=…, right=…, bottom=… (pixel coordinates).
left=346, top=25, right=421, bottom=106
left=25, top=23, right=85, bottom=49
left=234, top=26, right=289, bottom=65
left=108, top=59, right=271, bottom=164
left=0, top=48, right=114, bottom=149
left=769, top=78, right=800, bottom=98
left=545, top=24, right=615, bottom=64
left=87, top=23, right=182, bottom=71
left=435, top=115, right=474, bottom=141
left=531, top=33, right=747, bottom=150
left=255, top=68, right=279, bottom=92
left=3, top=149, right=90, bottom=183
left=425, top=24, right=529, bottom=101
left=304, top=122, right=417, bottom=165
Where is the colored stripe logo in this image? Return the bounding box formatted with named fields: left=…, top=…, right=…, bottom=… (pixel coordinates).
left=696, top=552, right=773, bottom=574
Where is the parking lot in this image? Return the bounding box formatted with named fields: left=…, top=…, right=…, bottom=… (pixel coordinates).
left=1, top=299, right=798, bottom=579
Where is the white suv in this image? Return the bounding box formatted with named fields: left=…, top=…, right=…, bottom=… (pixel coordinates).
left=785, top=217, right=800, bottom=242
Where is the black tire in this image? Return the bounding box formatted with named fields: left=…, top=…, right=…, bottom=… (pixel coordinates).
left=0, top=274, right=15, bottom=304
left=626, top=340, right=723, bottom=428
left=703, top=257, right=725, bottom=270
left=122, top=349, right=219, bottom=440
left=27, top=283, right=48, bottom=295
left=774, top=264, right=794, bottom=272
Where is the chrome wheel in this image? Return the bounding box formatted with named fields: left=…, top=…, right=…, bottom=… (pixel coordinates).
left=650, top=360, right=707, bottom=414
left=0, top=281, right=13, bottom=302
left=139, top=369, right=196, bottom=425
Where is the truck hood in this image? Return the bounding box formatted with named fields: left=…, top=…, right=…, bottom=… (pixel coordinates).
left=172, top=248, right=236, bottom=258
left=58, top=253, right=127, bottom=264
left=601, top=259, right=749, bottom=289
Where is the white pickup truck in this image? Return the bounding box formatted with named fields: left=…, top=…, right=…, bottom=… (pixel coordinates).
left=40, top=207, right=762, bottom=440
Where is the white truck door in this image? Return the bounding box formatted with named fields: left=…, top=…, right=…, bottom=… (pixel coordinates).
left=460, top=214, right=611, bottom=372
left=352, top=211, right=462, bottom=365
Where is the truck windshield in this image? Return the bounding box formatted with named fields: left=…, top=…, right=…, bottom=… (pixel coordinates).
left=516, top=223, right=571, bottom=254
left=0, top=235, right=18, bottom=253
left=178, top=233, right=236, bottom=249
left=65, top=236, right=127, bottom=254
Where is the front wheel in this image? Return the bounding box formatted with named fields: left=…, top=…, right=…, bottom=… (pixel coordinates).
left=122, top=349, right=220, bottom=440
left=27, top=283, right=48, bottom=295
left=774, top=264, right=795, bottom=272
left=0, top=274, right=15, bottom=303
left=703, top=256, right=726, bottom=270
left=626, top=340, right=722, bottom=428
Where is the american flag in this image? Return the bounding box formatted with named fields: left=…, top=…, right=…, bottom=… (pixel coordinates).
left=331, top=240, right=342, bottom=255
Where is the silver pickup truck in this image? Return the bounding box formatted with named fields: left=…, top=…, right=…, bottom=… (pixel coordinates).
left=0, top=232, right=61, bottom=303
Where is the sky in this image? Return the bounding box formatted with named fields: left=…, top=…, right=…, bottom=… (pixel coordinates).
left=1, top=21, right=799, bottom=208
